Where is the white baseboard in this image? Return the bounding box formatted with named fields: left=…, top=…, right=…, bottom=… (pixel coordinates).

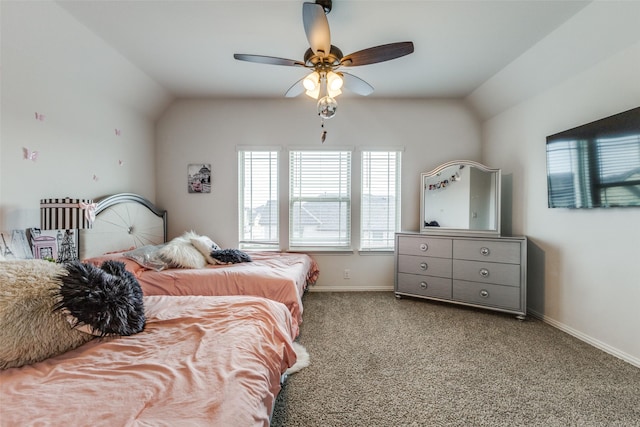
left=308, top=285, right=394, bottom=292
left=528, top=308, right=640, bottom=369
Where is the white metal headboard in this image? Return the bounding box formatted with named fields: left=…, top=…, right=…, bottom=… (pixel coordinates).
left=78, top=193, right=167, bottom=260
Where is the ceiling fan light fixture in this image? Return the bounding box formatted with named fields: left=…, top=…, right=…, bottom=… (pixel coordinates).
left=305, top=86, right=320, bottom=99
left=327, top=86, right=342, bottom=98
left=233, top=0, right=414, bottom=133
left=326, top=71, right=343, bottom=92
left=317, top=95, right=337, bottom=119
left=303, top=71, right=320, bottom=91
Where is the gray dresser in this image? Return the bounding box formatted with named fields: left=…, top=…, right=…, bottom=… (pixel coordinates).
left=395, top=232, right=527, bottom=319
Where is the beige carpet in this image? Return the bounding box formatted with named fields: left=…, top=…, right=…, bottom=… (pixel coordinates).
left=271, top=292, right=640, bottom=427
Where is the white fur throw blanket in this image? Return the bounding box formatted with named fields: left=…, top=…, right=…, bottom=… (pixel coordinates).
left=0, top=260, right=94, bottom=370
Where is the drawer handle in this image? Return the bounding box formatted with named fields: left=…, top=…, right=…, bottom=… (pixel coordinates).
left=420, top=262, right=428, bottom=271
left=420, top=281, right=428, bottom=289
left=480, top=289, right=490, bottom=298
left=480, top=247, right=490, bottom=256
left=479, top=268, right=490, bottom=278
left=419, top=243, right=428, bottom=252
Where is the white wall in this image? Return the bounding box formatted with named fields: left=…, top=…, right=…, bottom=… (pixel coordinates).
left=0, top=1, right=172, bottom=230
left=473, top=2, right=640, bottom=366
left=156, top=98, right=481, bottom=290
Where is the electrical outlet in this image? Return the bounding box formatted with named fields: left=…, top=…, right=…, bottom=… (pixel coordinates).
left=343, top=269, right=351, bottom=279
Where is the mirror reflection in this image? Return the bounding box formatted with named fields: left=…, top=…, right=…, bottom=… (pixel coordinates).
left=420, top=161, right=501, bottom=236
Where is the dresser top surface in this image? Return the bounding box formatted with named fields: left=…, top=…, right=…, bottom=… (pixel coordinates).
left=397, top=232, right=526, bottom=241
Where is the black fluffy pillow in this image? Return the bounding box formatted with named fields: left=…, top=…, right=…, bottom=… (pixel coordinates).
left=209, top=249, right=252, bottom=265
left=54, top=260, right=145, bottom=337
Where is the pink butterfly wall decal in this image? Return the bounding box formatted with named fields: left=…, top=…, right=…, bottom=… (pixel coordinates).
left=34, top=112, right=45, bottom=121
left=118, top=160, right=124, bottom=166
left=115, top=128, right=122, bottom=136
left=23, top=147, right=39, bottom=161
left=92, top=174, right=99, bottom=182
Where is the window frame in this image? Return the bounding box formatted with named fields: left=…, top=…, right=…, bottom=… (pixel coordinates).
left=237, top=148, right=280, bottom=250
left=360, top=149, right=402, bottom=251
left=288, top=148, right=353, bottom=251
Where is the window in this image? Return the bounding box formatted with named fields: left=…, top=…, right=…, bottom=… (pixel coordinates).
left=238, top=150, right=279, bottom=249
left=289, top=150, right=351, bottom=249
left=361, top=150, right=401, bottom=250
left=547, top=139, right=592, bottom=208
left=595, top=135, right=640, bottom=206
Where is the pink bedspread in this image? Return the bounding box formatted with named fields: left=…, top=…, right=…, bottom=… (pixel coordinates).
left=0, top=295, right=297, bottom=427
left=86, top=251, right=318, bottom=338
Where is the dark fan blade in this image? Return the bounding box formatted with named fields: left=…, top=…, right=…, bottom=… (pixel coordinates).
left=233, top=54, right=305, bottom=67
left=303, top=2, right=331, bottom=57
left=341, top=72, right=374, bottom=96
left=340, top=41, right=414, bottom=67
left=285, top=77, right=306, bottom=98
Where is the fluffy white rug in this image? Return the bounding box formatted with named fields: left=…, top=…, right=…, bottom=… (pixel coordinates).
left=286, top=342, right=310, bottom=375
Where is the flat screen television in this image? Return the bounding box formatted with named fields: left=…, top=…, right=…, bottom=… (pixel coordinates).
left=546, top=106, right=640, bottom=208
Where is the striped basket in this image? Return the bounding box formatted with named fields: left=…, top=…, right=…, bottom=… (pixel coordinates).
left=40, top=198, right=95, bottom=230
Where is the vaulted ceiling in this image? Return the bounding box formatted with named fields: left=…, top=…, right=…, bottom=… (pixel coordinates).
left=58, top=0, right=590, bottom=100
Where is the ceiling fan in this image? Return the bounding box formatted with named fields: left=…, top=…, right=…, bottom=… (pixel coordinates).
left=233, top=0, right=414, bottom=122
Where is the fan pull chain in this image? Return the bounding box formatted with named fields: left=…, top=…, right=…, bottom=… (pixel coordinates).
left=320, top=118, right=327, bottom=144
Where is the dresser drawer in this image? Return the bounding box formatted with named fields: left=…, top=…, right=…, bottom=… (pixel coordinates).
left=398, top=255, right=452, bottom=278
left=453, top=259, right=520, bottom=287
left=453, top=280, right=521, bottom=311
left=453, top=239, right=521, bottom=264
left=397, top=235, right=452, bottom=258
left=397, top=273, right=452, bottom=299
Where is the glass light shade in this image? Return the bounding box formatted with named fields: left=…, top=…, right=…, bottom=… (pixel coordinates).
left=317, top=96, right=337, bottom=119
left=327, top=87, right=342, bottom=98
left=327, top=71, right=343, bottom=91
left=303, top=72, right=320, bottom=91
left=305, top=86, right=320, bottom=99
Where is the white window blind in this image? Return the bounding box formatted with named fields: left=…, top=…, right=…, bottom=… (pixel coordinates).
left=238, top=150, right=279, bottom=249
left=547, top=139, right=592, bottom=208
left=596, top=135, right=640, bottom=206
left=361, top=151, right=401, bottom=250
left=289, top=150, right=351, bottom=249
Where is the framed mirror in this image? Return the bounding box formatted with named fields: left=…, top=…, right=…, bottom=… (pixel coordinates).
left=420, top=160, right=501, bottom=237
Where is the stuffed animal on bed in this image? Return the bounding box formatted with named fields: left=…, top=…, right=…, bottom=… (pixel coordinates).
left=0, top=259, right=145, bottom=370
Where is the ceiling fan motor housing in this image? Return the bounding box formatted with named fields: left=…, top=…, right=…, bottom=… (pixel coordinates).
left=316, top=0, right=332, bottom=14
left=304, top=45, right=343, bottom=69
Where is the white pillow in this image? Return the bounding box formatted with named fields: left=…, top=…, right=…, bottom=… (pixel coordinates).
left=157, top=231, right=207, bottom=269
left=190, top=235, right=222, bottom=265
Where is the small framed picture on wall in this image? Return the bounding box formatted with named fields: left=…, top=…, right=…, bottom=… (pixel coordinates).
left=188, top=164, right=212, bottom=193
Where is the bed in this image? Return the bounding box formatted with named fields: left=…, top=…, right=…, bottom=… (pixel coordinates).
left=1, top=188, right=313, bottom=424
left=78, top=193, right=319, bottom=338
left=0, top=293, right=297, bottom=426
